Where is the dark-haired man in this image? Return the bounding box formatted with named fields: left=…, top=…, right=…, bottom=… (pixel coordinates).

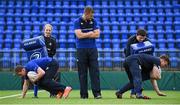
left=116, top=54, right=170, bottom=99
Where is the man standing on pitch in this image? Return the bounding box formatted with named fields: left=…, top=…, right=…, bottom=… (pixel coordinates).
left=74, top=6, right=102, bottom=99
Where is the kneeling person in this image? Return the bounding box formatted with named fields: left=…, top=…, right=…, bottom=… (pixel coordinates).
left=15, top=57, right=72, bottom=99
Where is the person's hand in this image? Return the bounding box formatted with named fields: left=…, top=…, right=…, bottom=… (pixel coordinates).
left=88, top=31, right=94, bottom=36
left=157, top=92, right=166, bottom=96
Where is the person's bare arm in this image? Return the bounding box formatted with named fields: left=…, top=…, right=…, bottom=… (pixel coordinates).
left=21, top=80, right=29, bottom=98
left=89, top=29, right=100, bottom=38
left=33, top=67, right=45, bottom=82
left=150, top=79, right=166, bottom=96
left=74, top=29, right=94, bottom=39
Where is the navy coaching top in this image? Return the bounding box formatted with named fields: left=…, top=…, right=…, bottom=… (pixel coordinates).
left=74, top=17, right=99, bottom=48
left=125, top=54, right=160, bottom=72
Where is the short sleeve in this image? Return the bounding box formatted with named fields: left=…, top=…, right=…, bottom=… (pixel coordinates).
left=74, top=19, right=80, bottom=30
left=25, top=61, right=39, bottom=73
left=93, top=20, right=99, bottom=30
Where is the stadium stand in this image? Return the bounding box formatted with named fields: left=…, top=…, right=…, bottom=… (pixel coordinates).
left=0, top=0, right=179, bottom=69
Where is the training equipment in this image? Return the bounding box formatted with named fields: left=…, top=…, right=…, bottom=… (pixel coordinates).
left=22, top=36, right=48, bottom=60
left=27, top=71, right=37, bottom=82
left=130, top=41, right=154, bottom=55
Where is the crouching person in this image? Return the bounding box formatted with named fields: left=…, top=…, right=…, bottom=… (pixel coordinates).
left=116, top=54, right=169, bottom=99
left=15, top=57, right=72, bottom=99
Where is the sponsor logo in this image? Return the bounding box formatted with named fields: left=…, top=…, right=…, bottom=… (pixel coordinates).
left=30, top=52, right=41, bottom=60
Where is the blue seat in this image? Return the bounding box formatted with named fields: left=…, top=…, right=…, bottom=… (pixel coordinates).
left=15, top=21, right=23, bottom=30
left=117, top=13, right=125, bottom=21
left=59, top=30, right=67, bottom=39
left=133, top=13, right=141, bottom=22
left=156, top=30, right=165, bottom=39
left=0, top=12, right=5, bottom=22
left=167, top=39, right=175, bottom=50
left=13, top=39, right=22, bottom=49
left=15, top=5, right=22, bottom=14
left=98, top=57, right=104, bottom=68
left=147, top=21, right=154, bottom=30
left=120, top=30, right=129, bottom=39
left=141, top=6, right=148, bottom=13
left=96, top=39, right=102, bottom=49
left=149, top=13, right=157, bottom=22
left=113, top=57, right=124, bottom=68
left=54, top=13, right=61, bottom=22
left=129, top=21, right=137, bottom=30
left=121, top=39, right=127, bottom=48
left=24, top=21, right=32, bottom=30
left=14, top=30, right=23, bottom=39
left=141, top=13, right=148, bottom=22
left=0, top=39, right=3, bottom=49
left=103, top=39, right=111, bottom=48
left=112, top=39, right=120, bottom=49
left=174, top=21, right=180, bottom=31
left=46, top=13, right=54, bottom=22
left=52, top=30, right=59, bottom=39
left=137, top=21, right=145, bottom=29
left=148, top=30, right=156, bottom=39
left=5, top=30, right=13, bottom=39
left=157, top=6, right=164, bottom=13
left=0, top=5, right=6, bottom=13
left=174, top=13, right=180, bottom=21
left=103, top=31, right=111, bottom=39
left=6, top=21, right=14, bottom=30
left=1, top=56, right=11, bottom=68
left=165, top=30, right=174, bottom=39
left=33, top=21, right=41, bottom=31
left=38, top=13, right=45, bottom=22
left=133, top=5, right=140, bottom=13
left=158, top=39, right=167, bottom=49
left=60, top=22, right=67, bottom=30
left=129, top=30, right=136, bottom=36
left=22, top=13, right=30, bottom=21
left=0, top=21, right=5, bottom=30
left=4, top=39, right=13, bottom=48
left=120, top=21, right=128, bottom=30
left=104, top=57, right=113, bottom=68
left=112, top=30, right=120, bottom=39
left=68, top=30, right=75, bottom=39
left=23, top=5, right=30, bottom=13
left=109, top=13, right=117, bottom=22
left=39, top=5, right=46, bottom=13
left=125, top=6, right=132, bottom=13
left=31, top=5, right=38, bottom=14
left=125, top=13, right=133, bottom=22
left=59, top=39, right=67, bottom=48
left=164, top=2, right=172, bottom=13
left=156, top=21, right=163, bottom=30
left=0, top=30, right=4, bottom=39
left=170, top=57, right=180, bottom=68
left=58, top=57, right=67, bottom=68
left=32, top=30, right=41, bottom=37
left=67, top=57, right=76, bottom=68
left=157, top=13, right=165, bottom=22
left=67, top=39, right=76, bottom=48
left=101, top=13, right=109, bottom=22
left=23, top=30, right=31, bottom=39
left=11, top=56, right=21, bottom=66
left=14, top=13, right=21, bottom=22
left=165, top=21, right=173, bottom=30
left=132, top=0, right=139, bottom=6
left=166, top=13, right=173, bottom=22
left=176, top=39, right=180, bottom=49
left=125, top=0, right=131, bottom=6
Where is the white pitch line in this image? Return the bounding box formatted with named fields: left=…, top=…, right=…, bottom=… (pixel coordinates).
left=0, top=90, right=44, bottom=100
